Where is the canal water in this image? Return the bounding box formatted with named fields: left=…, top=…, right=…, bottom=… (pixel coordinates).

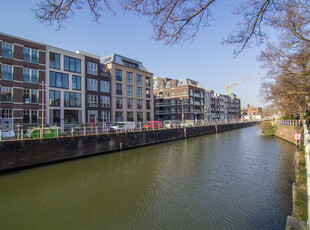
left=0, top=126, right=295, bottom=229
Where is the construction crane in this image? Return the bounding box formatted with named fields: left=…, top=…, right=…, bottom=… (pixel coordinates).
left=226, top=73, right=260, bottom=94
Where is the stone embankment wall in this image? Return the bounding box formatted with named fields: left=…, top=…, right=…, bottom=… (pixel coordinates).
left=275, top=125, right=303, bottom=144
left=0, top=122, right=258, bottom=172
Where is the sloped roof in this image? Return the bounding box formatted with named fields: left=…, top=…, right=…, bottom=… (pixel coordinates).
left=101, top=53, right=149, bottom=72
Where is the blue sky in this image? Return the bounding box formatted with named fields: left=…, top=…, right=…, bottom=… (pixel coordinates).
left=1, top=0, right=269, bottom=108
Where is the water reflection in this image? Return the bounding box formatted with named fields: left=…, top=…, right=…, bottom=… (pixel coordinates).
left=0, top=126, right=295, bottom=229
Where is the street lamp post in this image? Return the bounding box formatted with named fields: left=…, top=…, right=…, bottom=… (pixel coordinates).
left=41, top=81, right=44, bottom=138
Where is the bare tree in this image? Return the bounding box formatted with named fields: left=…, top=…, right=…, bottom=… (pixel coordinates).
left=32, top=0, right=286, bottom=51
left=33, top=0, right=114, bottom=29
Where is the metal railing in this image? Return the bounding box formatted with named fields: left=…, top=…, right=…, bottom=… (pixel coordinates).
left=275, top=119, right=302, bottom=126
left=0, top=119, right=261, bottom=142
left=303, top=122, right=310, bottom=228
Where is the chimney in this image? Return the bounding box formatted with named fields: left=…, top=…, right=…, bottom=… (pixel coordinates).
left=247, top=104, right=250, bottom=108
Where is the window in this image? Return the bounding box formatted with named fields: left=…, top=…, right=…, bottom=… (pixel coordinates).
left=190, top=89, right=193, bottom=96
left=137, top=74, right=142, bottom=85
left=171, top=90, right=175, bottom=97
left=177, top=89, right=180, bottom=96
left=1, top=64, right=13, bottom=81
left=24, top=47, right=38, bottom=64
left=72, top=75, right=81, bottom=90
left=2, top=109, right=12, bottom=118
left=146, top=100, right=151, bottom=110
left=171, top=82, right=175, bottom=88
left=146, top=89, right=151, bottom=98
left=64, top=56, right=81, bottom=73
left=123, top=60, right=138, bottom=69
left=116, top=83, right=122, bottom=95
left=23, top=110, right=38, bottom=124
left=115, top=111, right=123, bottom=121
left=159, top=84, right=163, bottom=90
left=137, top=87, right=142, bottom=97
left=64, top=92, right=81, bottom=107
left=87, top=78, right=98, bottom=91
left=127, top=98, right=133, bottom=109
left=146, top=77, right=150, bottom=87
left=127, top=85, right=132, bottom=96
left=116, top=69, right=122, bottom=81
left=49, top=71, right=69, bottom=88
left=127, top=112, right=134, bottom=121
left=137, top=99, right=142, bottom=109
left=127, top=72, right=132, bottom=83
left=165, top=91, right=169, bottom=97
left=49, top=52, right=60, bottom=69
left=87, top=94, right=98, bottom=107
left=100, top=96, right=110, bottom=108
left=182, top=89, right=188, bottom=95
left=1, top=87, right=12, bottom=102
left=137, top=112, right=143, bottom=122
left=87, top=62, right=98, bottom=75
left=64, top=110, right=79, bottom=123
left=2, top=42, right=13, bottom=59
left=23, top=68, right=38, bottom=84
left=49, top=90, right=60, bottom=106
left=116, top=97, right=122, bottom=109
left=23, top=89, right=38, bottom=104
left=147, top=112, right=151, bottom=121
left=100, top=80, right=109, bottom=93
left=101, top=111, right=110, bottom=123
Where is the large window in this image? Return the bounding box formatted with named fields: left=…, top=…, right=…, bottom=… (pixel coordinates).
left=115, top=111, right=123, bottom=122
left=23, top=89, right=38, bottom=104
left=137, top=74, right=142, bottom=85
left=23, top=68, right=38, bottom=84
left=116, top=69, right=122, bottom=81
left=49, top=71, right=69, bottom=88
left=100, top=96, right=110, bottom=108
left=137, top=87, right=142, bottom=98
left=87, top=62, right=98, bottom=75
left=49, top=52, right=60, bottom=69
left=49, top=90, right=60, bottom=106
left=127, top=85, right=132, bottom=96
left=2, top=109, right=12, bottom=118
left=64, top=56, right=81, bottom=73
left=127, top=98, right=133, bottom=109
left=182, top=89, right=188, bottom=95
left=127, top=112, right=134, bottom=121
left=23, top=110, right=38, bottom=124
left=23, top=47, right=38, bottom=64
left=1, top=87, right=12, bottom=102
left=101, top=111, right=110, bottom=123
left=137, top=112, right=143, bottom=122
left=87, top=94, right=98, bottom=107
left=1, top=64, right=13, bottom=81
left=100, top=80, right=109, bottom=93
left=2, top=42, right=13, bottom=59
left=72, top=75, right=81, bottom=90
left=116, top=97, right=122, bottom=109
left=127, top=72, right=132, bottom=83
left=87, top=78, right=98, bottom=91
left=64, top=110, right=79, bottom=123
left=137, top=99, right=142, bottom=109
left=64, top=92, right=81, bottom=107
left=116, top=83, right=122, bottom=95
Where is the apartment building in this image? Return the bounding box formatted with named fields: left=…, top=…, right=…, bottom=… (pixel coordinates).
left=0, top=33, right=46, bottom=133
left=206, top=90, right=241, bottom=123
left=45, top=46, right=86, bottom=131
left=241, top=105, right=262, bottom=119
left=101, top=54, right=153, bottom=123
left=76, top=51, right=111, bottom=124
left=153, top=77, right=205, bottom=121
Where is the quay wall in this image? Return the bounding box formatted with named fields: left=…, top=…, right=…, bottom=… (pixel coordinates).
left=275, top=125, right=303, bottom=144
left=0, top=122, right=259, bottom=172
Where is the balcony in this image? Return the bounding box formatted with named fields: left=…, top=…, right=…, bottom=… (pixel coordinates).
left=156, top=103, right=164, bottom=106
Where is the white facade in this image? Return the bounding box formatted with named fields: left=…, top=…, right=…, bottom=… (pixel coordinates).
left=45, top=46, right=86, bottom=132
